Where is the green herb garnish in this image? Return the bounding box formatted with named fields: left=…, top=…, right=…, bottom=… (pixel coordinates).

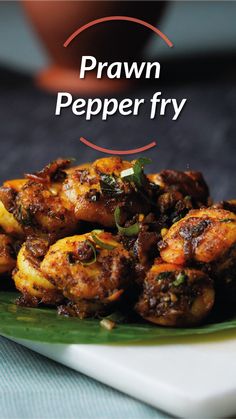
left=114, top=207, right=139, bottom=237
left=100, top=174, right=123, bottom=196
left=80, top=240, right=97, bottom=266
left=120, top=158, right=151, bottom=188
left=68, top=241, right=97, bottom=266
left=173, top=272, right=187, bottom=287
left=91, top=230, right=116, bottom=250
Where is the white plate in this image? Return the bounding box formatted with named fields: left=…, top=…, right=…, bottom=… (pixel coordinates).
left=6, top=333, right=236, bottom=418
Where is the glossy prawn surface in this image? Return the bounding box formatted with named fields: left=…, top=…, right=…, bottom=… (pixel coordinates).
left=3, top=179, right=27, bottom=192
left=14, top=180, right=78, bottom=237
left=0, top=201, right=23, bottom=237
left=61, top=156, right=154, bottom=227
left=0, top=179, right=25, bottom=237
left=0, top=160, right=79, bottom=238
left=160, top=208, right=236, bottom=265
left=0, top=157, right=154, bottom=236
left=13, top=240, right=62, bottom=305
left=41, top=231, right=134, bottom=317
left=136, top=261, right=215, bottom=326
left=0, top=234, right=16, bottom=274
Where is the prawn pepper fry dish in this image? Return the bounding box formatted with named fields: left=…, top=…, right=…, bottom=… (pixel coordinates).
left=0, top=156, right=236, bottom=327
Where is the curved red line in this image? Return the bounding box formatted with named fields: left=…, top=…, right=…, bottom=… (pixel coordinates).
left=80, top=137, right=156, bottom=155
left=64, top=16, right=173, bottom=48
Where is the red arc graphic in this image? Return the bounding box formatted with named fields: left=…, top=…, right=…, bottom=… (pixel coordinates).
left=64, top=16, right=173, bottom=48
left=80, top=137, right=157, bottom=155
left=64, top=16, right=172, bottom=154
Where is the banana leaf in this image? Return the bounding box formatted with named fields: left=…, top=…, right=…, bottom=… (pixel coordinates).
left=1, top=292, right=236, bottom=344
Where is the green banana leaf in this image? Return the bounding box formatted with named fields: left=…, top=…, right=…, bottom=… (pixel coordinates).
left=1, top=292, right=236, bottom=344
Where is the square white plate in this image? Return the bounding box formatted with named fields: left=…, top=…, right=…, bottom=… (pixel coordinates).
left=6, top=333, right=236, bottom=418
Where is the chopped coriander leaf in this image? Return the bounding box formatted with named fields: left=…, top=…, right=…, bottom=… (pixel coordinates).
left=173, top=272, right=187, bottom=287
left=120, top=158, right=151, bottom=188
left=136, top=157, right=152, bottom=167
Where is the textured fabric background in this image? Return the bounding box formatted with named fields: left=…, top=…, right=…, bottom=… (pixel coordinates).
left=0, top=57, right=235, bottom=419
left=0, top=337, right=170, bottom=419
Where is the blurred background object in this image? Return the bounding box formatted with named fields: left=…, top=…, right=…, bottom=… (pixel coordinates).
left=22, top=1, right=165, bottom=93
left=0, top=1, right=235, bottom=202
left=0, top=1, right=236, bottom=72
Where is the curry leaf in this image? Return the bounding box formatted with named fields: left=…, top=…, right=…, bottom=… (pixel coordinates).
left=100, top=174, right=123, bottom=196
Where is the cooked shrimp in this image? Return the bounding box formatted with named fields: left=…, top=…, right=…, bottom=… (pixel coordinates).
left=136, top=261, right=214, bottom=326
left=13, top=239, right=62, bottom=305
left=14, top=180, right=77, bottom=237
left=61, top=156, right=155, bottom=227
left=0, top=234, right=16, bottom=274
left=41, top=231, right=134, bottom=317
left=0, top=200, right=23, bottom=237
left=3, top=179, right=27, bottom=192
left=0, top=159, right=79, bottom=238
left=160, top=208, right=236, bottom=265
left=0, top=179, right=26, bottom=236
